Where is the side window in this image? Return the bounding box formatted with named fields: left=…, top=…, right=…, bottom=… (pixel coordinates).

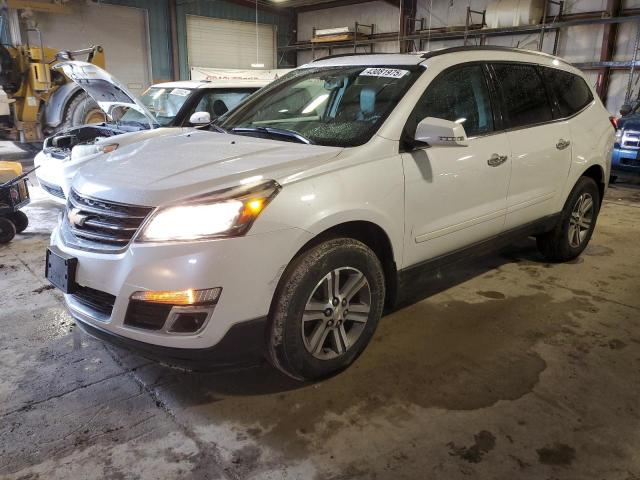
left=542, top=68, right=593, bottom=117
left=409, top=64, right=494, bottom=138
left=492, top=63, right=553, bottom=128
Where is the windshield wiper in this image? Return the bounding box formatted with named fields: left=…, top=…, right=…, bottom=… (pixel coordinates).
left=210, top=124, right=228, bottom=133
left=230, top=126, right=314, bottom=145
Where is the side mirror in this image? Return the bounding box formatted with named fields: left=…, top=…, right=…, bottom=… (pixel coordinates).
left=189, top=111, right=211, bottom=125
left=620, top=103, right=632, bottom=116
left=414, top=117, right=469, bottom=147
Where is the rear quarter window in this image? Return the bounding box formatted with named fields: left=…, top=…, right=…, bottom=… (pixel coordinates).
left=542, top=67, right=594, bottom=117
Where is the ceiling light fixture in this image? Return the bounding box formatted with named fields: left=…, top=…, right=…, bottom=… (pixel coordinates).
left=251, top=0, right=264, bottom=68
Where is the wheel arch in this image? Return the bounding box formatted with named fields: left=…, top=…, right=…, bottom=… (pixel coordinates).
left=580, top=164, right=606, bottom=205
left=43, top=82, right=83, bottom=129
left=289, top=220, right=399, bottom=309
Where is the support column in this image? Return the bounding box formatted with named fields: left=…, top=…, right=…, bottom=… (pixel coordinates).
left=399, top=0, right=417, bottom=53
left=169, top=0, right=180, bottom=81
left=596, top=0, right=622, bottom=103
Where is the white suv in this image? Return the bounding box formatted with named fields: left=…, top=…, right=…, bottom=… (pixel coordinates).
left=46, top=47, right=613, bottom=381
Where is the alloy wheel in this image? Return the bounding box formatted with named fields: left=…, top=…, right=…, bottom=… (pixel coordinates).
left=301, top=267, right=371, bottom=360
left=568, top=192, right=594, bottom=248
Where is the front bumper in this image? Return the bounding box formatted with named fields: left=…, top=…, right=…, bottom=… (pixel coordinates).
left=612, top=145, right=640, bottom=172
left=52, top=225, right=313, bottom=356
left=34, top=151, right=67, bottom=203
left=76, top=315, right=267, bottom=369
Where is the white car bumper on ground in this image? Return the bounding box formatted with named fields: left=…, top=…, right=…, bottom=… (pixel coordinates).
left=50, top=223, right=313, bottom=367
left=34, top=151, right=68, bottom=203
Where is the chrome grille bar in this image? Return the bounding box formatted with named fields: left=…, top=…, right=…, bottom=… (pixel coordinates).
left=63, top=190, right=154, bottom=252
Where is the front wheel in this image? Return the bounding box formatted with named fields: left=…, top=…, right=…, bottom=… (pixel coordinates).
left=267, top=238, right=385, bottom=381
left=537, top=176, right=601, bottom=262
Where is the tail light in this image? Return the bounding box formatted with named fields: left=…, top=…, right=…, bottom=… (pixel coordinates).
left=609, top=116, right=618, bottom=129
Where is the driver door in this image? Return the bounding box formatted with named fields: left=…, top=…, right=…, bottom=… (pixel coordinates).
left=402, top=63, right=512, bottom=267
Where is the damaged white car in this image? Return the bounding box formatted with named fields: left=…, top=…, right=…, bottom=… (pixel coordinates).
left=35, top=61, right=266, bottom=202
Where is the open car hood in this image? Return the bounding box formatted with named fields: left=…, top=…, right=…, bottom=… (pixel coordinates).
left=56, top=61, right=158, bottom=129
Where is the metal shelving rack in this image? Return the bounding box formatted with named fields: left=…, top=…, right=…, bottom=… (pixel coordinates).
left=310, top=22, right=375, bottom=60
left=281, top=1, right=640, bottom=103
left=282, top=5, right=640, bottom=72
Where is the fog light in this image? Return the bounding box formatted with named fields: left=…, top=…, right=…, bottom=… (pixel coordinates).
left=130, top=287, right=221, bottom=306
left=168, top=312, right=209, bottom=333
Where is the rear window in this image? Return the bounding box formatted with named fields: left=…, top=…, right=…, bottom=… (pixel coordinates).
left=492, top=63, right=553, bottom=129
left=542, top=67, right=593, bottom=117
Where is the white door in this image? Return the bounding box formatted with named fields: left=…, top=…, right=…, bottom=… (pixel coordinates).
left=31, top=3, right=152, bottom=95
left=490, top=63, right=572, bottom=229
left=186, top=15, right=276, bottom=70
left=402, top=64, right=511, bottom=267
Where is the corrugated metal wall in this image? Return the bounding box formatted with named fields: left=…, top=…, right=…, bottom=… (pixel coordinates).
left=103, top=0, right=292, bottom=82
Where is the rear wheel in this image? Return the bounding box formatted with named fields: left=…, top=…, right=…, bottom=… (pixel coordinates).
left=0, top=217, right=16, bottom=243
left=60, top=93, right=104, bottom=130
left=8, top=211, right=28, bottom=233
left=267, top=238, right=385, bottom=381
left=537, top=176, right=600, bottom=262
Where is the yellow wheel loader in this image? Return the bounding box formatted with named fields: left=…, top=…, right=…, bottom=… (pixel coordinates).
left=0, top=43, right=106, bottom=142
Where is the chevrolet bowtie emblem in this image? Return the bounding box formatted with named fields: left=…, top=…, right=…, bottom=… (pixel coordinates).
left=67, top=208, right=88, bottom=228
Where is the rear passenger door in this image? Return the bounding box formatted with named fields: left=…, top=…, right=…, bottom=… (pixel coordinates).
left=402, top=63, right=511, bottom=266
left=491, top=63, right=572, bottom=229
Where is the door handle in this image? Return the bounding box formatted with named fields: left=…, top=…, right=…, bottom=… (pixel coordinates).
left=556, top=139, right=571, bottom=150
left=487, top=153, right=508, bottom=167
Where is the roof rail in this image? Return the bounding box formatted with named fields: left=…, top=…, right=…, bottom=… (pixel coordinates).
left=421, top=45, right=566, bottom=63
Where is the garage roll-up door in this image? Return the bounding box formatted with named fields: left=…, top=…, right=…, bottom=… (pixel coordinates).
left=187, top=15, right=276, bottom=70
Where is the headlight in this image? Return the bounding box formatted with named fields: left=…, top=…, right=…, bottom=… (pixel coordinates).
left=615, top=129, right=623, bottom=143
left=137, top=180, right=281, bottom=242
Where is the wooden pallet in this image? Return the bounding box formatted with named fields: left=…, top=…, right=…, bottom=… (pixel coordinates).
left=311, top=32, right=369, bottom=43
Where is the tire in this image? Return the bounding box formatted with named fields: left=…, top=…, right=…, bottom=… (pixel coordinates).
left=536, top=176, right=601, bottom=262
left=60, top=93, right=104, bottom=130
left=8, top=211, right=28, bottom=233
left=0, top=217, right=16, bottom=243
left=267, top=238, right=386, bottom=381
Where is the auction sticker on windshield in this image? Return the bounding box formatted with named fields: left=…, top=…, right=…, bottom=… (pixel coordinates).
left=359, top=68, right=409, bottom=78
left=171, top=88, right=191, bottom=97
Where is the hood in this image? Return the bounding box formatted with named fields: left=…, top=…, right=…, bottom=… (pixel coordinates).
left=56, top=61, right=158, bottom=129
left=73, top=130, right=343, bottom=206
left=618, top=114, right=640, bottom=131
left=68, top=127, right=193, bottom=163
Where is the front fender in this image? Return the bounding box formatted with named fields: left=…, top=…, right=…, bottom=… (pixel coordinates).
left=253, top=153, right=406, bottom=267
left=44, top=83, right=82, bottom=128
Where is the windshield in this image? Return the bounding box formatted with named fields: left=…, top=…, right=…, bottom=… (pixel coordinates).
left=219, top=65, right=421, bottom=147
left=192, top=88, right=258, bottom=118
left=120, top=87, right=195, bottom=126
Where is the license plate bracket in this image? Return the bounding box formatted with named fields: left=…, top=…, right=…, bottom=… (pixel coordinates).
left=46, top=246, right=78, bottom=294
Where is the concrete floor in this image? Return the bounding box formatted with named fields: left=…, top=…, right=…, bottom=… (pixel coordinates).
left=1, top=161, right=640, bottom=479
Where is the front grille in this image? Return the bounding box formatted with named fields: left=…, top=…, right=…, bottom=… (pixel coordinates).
left=40, top=181, right=66, bottom=200
left=70, top=285, right=116, bottom=317
left=63, top=189, right=153, bottom=252
left=622, top=130, right=640, bottom=149
left=620, top=158, right=640, bottom=167
left=124, top=300, right=172, bottom=331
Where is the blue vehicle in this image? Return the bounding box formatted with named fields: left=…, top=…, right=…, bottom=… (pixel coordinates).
left=613, top=103, right=640, bottom=173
